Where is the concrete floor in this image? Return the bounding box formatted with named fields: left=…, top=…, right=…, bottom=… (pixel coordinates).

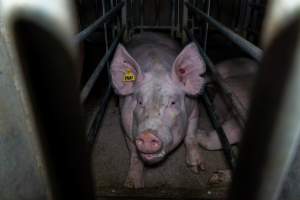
left=92, top=98, right=230, bottom=192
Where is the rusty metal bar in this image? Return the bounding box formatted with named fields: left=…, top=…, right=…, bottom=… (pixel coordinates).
left=185, top=1, right=263, bottom=61
left=74, top=1, right=124, bottom=43
left=80, top=27, right=124, bottom=103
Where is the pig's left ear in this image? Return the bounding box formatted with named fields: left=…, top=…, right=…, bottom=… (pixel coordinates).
left=171, top=42, right=206, bottom=95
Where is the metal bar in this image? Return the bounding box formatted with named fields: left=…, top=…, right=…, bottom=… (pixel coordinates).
left=87, top=83, right=112, bottom=144
left=102, top=0, right=110, bottom=69
left=132, top=25, right=177, bottom=30
left=182, top=0, right=188, bottom=43
left=184, top=28, right=237, bottom=169
left=203, top=0, right=211, bottom=51
left=74, top=1, right=124, bottom=43
left=140, top=0, right=144, bottom=33
left=155, top=0, right=160, bottom=26
left=121, top=0, right=127, bottom=40
left=3, top=1, right=95, bottom=199
left=185, top=1, right=263, bottom=61
left=230, top=1, right=300, bottom=200
left=185, top=28, right=247, bottom=126
left=171, top=0, right=176, bottom=37
left=110, top=0, right=116, bottom=39
left=80, top=27, right=124, bottom=103
left=201, top=91, right=236, bottom=169
left=0, top=22, right=47, bottom=200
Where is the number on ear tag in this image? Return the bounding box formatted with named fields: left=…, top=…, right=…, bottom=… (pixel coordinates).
left=123, top=69, right=136, bottom=82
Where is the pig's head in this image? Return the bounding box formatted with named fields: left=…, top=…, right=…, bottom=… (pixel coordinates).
left=110, top=43, right=205, bottom=164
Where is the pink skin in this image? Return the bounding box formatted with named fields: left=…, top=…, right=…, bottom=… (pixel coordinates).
left=197, top=58, right=257, bottom=185
left=197, top=58, right=257, bottom=150
left=111, top=33, right=206, bottom=188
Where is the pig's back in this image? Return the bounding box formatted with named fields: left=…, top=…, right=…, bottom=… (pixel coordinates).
left=125, top=32, right=181, bottom=73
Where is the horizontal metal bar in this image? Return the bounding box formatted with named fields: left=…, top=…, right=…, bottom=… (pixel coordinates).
left=133, top=25, right=174, bottom=29
left=87, top=83, right=112, bottom=144
left=74, top=1, right=124, bottom=43
left=96, top=187, right=228, bottom=199
left=80, top=27, right=124, bottom=103
left=185, top=2, right=263, bottom=61
left=185, top=28, right=247, bottom=126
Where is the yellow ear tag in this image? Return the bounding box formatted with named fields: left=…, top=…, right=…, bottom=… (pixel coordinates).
left=123, top=69, right=136, bottom=82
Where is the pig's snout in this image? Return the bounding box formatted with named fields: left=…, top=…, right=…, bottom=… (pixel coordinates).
left=135, top=132, right=162, bottom=154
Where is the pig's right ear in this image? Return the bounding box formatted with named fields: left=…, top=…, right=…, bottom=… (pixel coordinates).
left=110, top=44, right=143, bottom=95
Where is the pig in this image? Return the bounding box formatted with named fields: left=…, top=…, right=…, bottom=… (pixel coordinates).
left=196, top=58, right=258, bottom=185
left=197, top=58, right=258, bottom=150
left=110, top=32, right=206, bottom=188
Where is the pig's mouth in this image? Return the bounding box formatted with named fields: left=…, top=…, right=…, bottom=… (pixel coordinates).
left=139, top=151, right=166, bottom=163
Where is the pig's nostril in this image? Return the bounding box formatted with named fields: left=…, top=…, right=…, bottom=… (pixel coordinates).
left=136, top=139, right=144, bottom=146
left=151, top=139, right=159, bottom=145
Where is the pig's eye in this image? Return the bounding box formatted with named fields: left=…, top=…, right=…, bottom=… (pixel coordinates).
left=171, top=101, right=176, bottom=105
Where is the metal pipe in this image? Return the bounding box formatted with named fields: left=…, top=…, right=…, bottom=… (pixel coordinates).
left=140, top=0, right=144, bottom=33
left=203, top=0, right=211, bottom=51
left=184, top=28, right=236, bottom=168
left=201, top=91, right=236, bottom=169
left=185, top=1, right=263, bottom=61
left=87, top=83, right=112, bottom=144
left=154, top=0, right=160, bottom=26
left=171, top=0, right=176, bottom=38
left=102, top=0, right=110, bottom=70
left=230, top=1, right=300, bottom=200
left=2, top=1, right=95, bottom=199
left=185, top=28, right=247, bottom=127
left=182, top=0, right=188, bottom=43
left=80, top=27, right=125, bottom=103
left=74, top=1, right=124, bottom=43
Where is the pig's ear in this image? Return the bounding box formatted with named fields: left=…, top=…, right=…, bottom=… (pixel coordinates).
left=110, top=44, right=143, bottom=95
left=171, top=42, right=206, bottom=95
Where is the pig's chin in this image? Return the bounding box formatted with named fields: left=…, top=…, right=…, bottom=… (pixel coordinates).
left=139, top=151, right=166, bottom=165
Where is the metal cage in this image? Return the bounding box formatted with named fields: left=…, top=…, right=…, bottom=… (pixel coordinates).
left=1, top=0, right=300, bottom=199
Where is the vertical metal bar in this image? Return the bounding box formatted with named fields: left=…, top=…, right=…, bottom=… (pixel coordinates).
left=141, top=0, right=144, bottom=32
left=122, top=0, right=128, bottom=40
left=0, top=21, right=47, bottom=200
left=176, top=0, right=180, bottom=37
left=231, top=0, right=242, bottom=30
left=102, top=0, right=109, bottom=70
left=203, top=0, right=211, bottom=51
left=184, top=28, right=237, bottom=169
left=2, top=1, right=95, bottom=199
left=191, top=0, right=195, bottom=34
left=182, top=0, right=188, bottom=43
left=154, top=0, right=159, bottom=26
left=185, top=2, right=263, bottom=61
left=230, top=1, right=300, bottom=200
left=171, top=0, right=176, bottom=38
left=110, top=0, right=116, bottom=38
